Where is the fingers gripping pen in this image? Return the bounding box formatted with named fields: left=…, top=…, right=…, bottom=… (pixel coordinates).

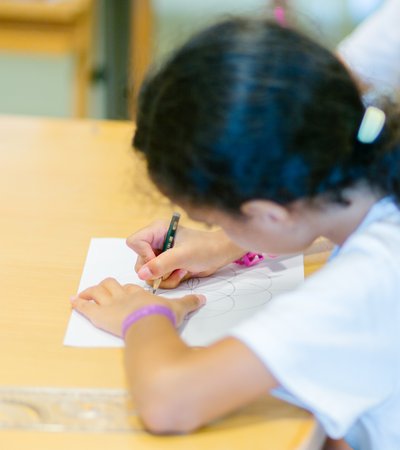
left=152, top=212, right=181, bottom=294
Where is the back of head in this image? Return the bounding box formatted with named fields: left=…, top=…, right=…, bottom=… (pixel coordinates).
left=134, top=17, right=400, bottom=212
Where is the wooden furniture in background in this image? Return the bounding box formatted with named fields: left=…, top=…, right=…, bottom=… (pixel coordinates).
left=0, top=115, right=325, bottom=450
left=130, top=0, right=154, bottom=115
left=0, top=0, right=94, bottom=117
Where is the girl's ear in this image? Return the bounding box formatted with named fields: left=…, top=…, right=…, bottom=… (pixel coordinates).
left=241, top=200, right=290, bottom=224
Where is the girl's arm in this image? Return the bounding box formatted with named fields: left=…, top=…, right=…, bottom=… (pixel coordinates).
left=71, top=279, right=277, bottom=433
left=323, top=438, right=353, bottom=450
left=125, top=320, right=276, bottom=433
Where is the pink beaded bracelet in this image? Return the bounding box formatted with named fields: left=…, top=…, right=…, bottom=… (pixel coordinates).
left=122, top=304, right=176, bottom=339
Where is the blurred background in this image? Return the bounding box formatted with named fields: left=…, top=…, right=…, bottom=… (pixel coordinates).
left=0, top=0, right=384, bottom=120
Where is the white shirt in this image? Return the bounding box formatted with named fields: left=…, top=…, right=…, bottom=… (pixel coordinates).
left=338, top=0, right=400, bottom=95
left=231, top=197, right=400, bottom=450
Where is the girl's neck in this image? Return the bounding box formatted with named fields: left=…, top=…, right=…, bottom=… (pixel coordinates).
left=316, top=188, right=383, bottom=246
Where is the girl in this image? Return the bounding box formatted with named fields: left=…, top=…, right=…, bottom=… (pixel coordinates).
left=71, top=17, right=400, bottom=450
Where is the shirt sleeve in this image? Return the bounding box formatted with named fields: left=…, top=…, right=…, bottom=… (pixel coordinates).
left=230, top=242, right=399, bottom=438
left=338, top=0, right=400, bottom=93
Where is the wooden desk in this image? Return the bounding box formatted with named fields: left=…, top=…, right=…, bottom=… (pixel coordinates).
left=0, top=116, right=324, bottom=450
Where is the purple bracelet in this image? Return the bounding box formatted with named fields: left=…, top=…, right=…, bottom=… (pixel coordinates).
left=122, top=304, right=176, bottom=339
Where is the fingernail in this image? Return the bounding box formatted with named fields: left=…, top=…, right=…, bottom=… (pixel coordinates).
left=138, top=266, right=152, bottom=280
left=196, top=294, right=206, bottom=305
left=70, top=295, right=77, bottom=302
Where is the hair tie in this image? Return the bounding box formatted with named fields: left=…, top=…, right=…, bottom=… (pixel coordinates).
left=234, top=252, right=264, bottom=267
left=274, top=6, right=287, bottom=26
left=357, top=106, right=386, bottom=144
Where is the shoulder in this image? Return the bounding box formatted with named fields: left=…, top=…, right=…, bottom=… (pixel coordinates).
left=312, top=215, right=400, bottom=306
left=268, top=208, right=400, bottom=316
left=340, top=205, right=400, bottom=272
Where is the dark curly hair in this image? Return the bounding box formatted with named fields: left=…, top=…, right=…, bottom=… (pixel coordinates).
left=133, top=17, right=400, bottom=213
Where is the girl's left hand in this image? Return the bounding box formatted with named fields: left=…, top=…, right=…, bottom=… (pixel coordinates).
left=70, top=277, right=206, bottom=337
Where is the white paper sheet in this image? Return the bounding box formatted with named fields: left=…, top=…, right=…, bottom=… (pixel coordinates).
left=64, top=238, right=304, bottom=347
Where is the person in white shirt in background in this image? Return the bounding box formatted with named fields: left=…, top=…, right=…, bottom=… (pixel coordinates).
left=338, top=0, right=400, bottom=98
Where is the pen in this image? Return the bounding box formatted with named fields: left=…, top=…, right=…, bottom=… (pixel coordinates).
left=152, top=212, right=181, bottom=294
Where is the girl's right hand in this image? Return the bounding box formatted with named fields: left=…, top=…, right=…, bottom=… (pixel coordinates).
left=126, top=221, right=245, bottom=289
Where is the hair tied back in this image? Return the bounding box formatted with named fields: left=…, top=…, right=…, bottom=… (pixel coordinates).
left=357, top=106, right=386, bottom=144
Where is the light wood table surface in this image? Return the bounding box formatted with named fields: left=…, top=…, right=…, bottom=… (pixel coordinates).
left=0, top=116, right=325, bottom=450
